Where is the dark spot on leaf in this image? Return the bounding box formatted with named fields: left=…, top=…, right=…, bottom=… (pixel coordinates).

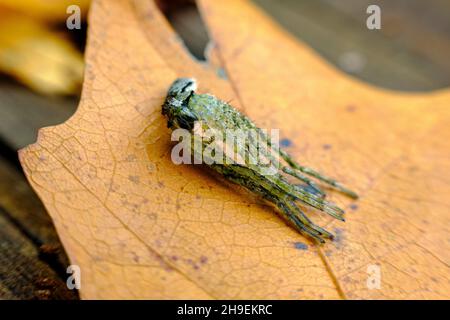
left=154, top=240, right=162, bottom=247
left=346, top=105, right=357, bottom=112
left=322, top=144, right=332, bottom=150
left=280, top=138, right=292, bottom=147
left=128, top=175, right=140, bottom=184
left=333, top=228, right=344, bottom=248
left=200, top=256, right=208, bottom=264
left=293, top=242, right=308, bottom=250
left=126, top=154, right=137, bottom=162
left=217, top=68, right=228, bottom=79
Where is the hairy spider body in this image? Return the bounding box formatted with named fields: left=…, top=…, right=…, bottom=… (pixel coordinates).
left=162, top=78, right=358, bottom=243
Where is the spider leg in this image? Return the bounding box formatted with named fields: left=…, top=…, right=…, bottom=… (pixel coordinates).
left=212, top=163, right=338, bottom=243
left=282, top=166, right=325, bottom=198
left=276, top=202, right=323, bottom=243
left=271, top=175, right=345, bottom=220
left=279, top=149, right=358, bottom=199
left=295, top=184, right=325, bottom=199
left=285, top=199, right=334, bottom=239
left=276, top=198, right=335, bottom=244
left=251, top=127, right=357, bottom=199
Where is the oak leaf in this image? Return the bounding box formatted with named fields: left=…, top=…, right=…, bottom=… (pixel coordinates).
left=19, top=0, right=450, bottom=299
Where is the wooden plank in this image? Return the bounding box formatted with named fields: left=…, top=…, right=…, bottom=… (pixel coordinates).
left=0, top=210, right=78, bottom=299
left=320, top=0, right=450, bottom=76
left=0, top=83, right=77, bottom=150
left=0, top=155, right=78, bottom=299
left=0, top=81, right=79, bottom=299
left=0, top=155, right=65, bottom=247
left=253, top=0, right=450, bottom=91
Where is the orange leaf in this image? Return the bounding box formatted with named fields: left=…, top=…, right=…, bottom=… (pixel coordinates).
left=19, top=0, right=450, bottom=299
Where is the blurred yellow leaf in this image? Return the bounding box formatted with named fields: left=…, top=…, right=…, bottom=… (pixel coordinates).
left=0, top=0, right=90, bottom=23
left=0, top=15, right=84, bottom=95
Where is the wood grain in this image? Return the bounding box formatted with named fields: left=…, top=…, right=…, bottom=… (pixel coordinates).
left=0, top=156, right=78, bottom=299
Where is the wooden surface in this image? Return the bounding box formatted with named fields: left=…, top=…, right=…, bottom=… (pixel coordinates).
left=253, top=0, right=450, bottom=91
left=0, top=0, right=449, bottom=299
left=0, top=154, right=78, bottom=299
left=0, top=84, right=78, bottom=299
